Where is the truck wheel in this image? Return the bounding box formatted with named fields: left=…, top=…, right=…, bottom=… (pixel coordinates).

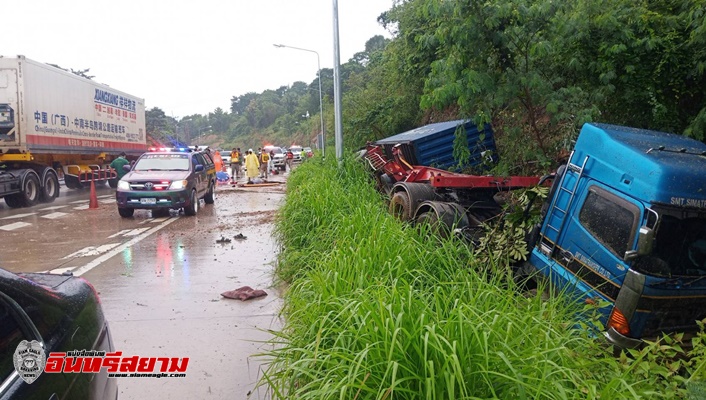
left=19, top=173, right=40, bottom=207
left=416, top=210, right=449, bottom=238
left=389, top=191, right=411, bottom=221
left=40, top=169, right=60, bottom=203
left=4, top=195, right=22, bottom=208
left=118, top=207, right=134, bottom=218
left=204, top=183, right=216, bottom=204
left=184, top=189, right=199, bottom=216
left=415, top=201, right=469, bottom=240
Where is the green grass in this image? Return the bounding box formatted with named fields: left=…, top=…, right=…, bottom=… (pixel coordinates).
left=262, top=156, right=706, bottom=399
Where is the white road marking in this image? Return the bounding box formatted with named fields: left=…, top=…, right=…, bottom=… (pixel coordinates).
left=41, top=212, right=68, bottom=219
left=100, top=199, right=116, bottom=204
left=124, top=227, right=151, bottom=236
left=108, top=229, right=132, bottom=238
left=70, top=200, right=87, bottom=204
left=150, top=217, right=170, bottom=223
left=1, top=213, right=37, bottom=220
left=97, top=194, right=112, bottom=199
left=108, top=227, right=151, bottom=238
left=139, top=219, right=152, bottom=224
left=73, top=205, right=90, bottom=210
left=47, top=267, right=75, bottom=275
left=37, top=205, right=67, bottom=211
left=73, top=217, right=180, bottom=276
left=62, top=243, right=122, bottom=259
left=0, top=222, right=32, bottom=231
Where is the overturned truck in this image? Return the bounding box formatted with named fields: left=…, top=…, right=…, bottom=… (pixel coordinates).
left=363, top=120, right=706, bottom=348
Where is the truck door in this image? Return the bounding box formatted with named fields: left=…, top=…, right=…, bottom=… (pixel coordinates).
left=0, top=68, right=19, bottom=144
left=553, top=183, right=642, bottom=310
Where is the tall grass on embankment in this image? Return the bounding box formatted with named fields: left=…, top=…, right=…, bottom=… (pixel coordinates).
left=263, top=156, right=706, bottom=399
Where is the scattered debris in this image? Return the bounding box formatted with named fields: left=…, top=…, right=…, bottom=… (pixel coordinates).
left=233, top=233, right=247, bottom=240
left=221, top=286, right=267, bottom=301
left=216, top=236, right=231, bottom=243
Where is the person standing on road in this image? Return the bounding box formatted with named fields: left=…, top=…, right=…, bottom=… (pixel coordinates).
left=286, top=149, right=294, bottom=172
left=244, top=149, right=260, bottom=184
left=260, top=149, right=270, bottom=179
left=110, top=152, right=130, bottom=181
left=230, top=147, right=241, bottom=182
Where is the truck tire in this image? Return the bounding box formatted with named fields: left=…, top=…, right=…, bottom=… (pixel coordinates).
left=204, top=183, right=216, bottom=204
left=415, top=201, right=469, bottom=239
left=389, top=191, right=411, bottom=221
left=416, top=210, right=446, bottom=237
left=40, top=168, right=60, bottom=203
left=4, top=195, right=22, bottom=208
left=18, top=173, right=40, bottom=207
left=118, top=207, right=134, bottom=218
left=184, top=189, right=199, bottom=216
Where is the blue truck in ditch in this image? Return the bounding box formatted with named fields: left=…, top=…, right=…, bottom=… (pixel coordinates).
left=364, top=121, right=706, bottom=347
left=528, top=123, right=706, bottom=348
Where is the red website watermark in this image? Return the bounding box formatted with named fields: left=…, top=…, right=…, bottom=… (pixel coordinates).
left=45, top=350, right=188, bottom=378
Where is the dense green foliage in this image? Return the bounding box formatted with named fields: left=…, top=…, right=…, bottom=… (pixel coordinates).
left=263, top=159, right=706, bottom=399
left=145, top=0, right=706, bottom=170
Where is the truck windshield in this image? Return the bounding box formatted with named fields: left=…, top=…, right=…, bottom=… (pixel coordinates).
left=134, top=154, right=190, bottom=171
left=636, top=207, right=706, bottom=277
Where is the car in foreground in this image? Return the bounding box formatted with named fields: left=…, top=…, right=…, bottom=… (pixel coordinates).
left=115, top=147, right=217, bottom=217
left=263, top=146, right=286, bottom=171
left=0, top=268, right=117, bottom=399
left=289, top=146, right=303, bottom=162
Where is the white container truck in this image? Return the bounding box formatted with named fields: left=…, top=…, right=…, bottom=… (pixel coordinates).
left=0, top=55, right=147, bottom=207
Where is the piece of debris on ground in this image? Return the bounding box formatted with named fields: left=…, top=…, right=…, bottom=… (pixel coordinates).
left=221, top=286, right=267, bottom=301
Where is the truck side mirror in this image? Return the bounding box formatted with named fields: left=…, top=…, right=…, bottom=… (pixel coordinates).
left=625, top=226, right=655, bottom=261
left=194, top=164, right=204, bottom=172
left=122, top=165, right=131, bottom=172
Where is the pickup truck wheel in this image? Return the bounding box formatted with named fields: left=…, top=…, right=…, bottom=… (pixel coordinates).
left=204, top=183, right=216, bottom=204
left=40, top=169, right=60, bottom=203
left=118, top=207, right=134, bottom=218
left=19, top=173, right=40, bottom=207
left=184, top=189, right=199, bottom=216
left=389, top=191, right=412, bottom=221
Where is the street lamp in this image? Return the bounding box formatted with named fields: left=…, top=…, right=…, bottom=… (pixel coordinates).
left=273, top=44, right=325, bottom=158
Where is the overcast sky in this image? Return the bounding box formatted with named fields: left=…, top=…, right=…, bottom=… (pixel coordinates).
left=6, top=0, right=393, bottom=118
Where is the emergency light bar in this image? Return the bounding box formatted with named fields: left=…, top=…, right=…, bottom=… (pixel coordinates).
left=147, top=147, right=195, bottom=153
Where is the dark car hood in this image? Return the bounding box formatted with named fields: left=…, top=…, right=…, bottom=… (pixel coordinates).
left=123, top=170, right=190, bottom=181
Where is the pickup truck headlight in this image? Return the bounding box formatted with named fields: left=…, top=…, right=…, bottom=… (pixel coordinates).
left=169, top=180, right=188, bottom=190
left=117, top=180, right=130, bottom=190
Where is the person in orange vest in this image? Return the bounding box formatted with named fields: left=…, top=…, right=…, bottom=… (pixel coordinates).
left=259, top=148, right=270, bottom=179
left=230, top=147, right=241, bottom=182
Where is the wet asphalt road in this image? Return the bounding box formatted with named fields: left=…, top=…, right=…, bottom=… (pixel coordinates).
left=0, top=173, right=289, bottom=399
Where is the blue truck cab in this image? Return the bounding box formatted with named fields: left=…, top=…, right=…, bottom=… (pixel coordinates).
left=529, top=123, right=706, bottom=348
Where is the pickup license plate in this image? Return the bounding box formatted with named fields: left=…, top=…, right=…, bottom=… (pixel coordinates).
left=140, top=198, right=157, bottom=205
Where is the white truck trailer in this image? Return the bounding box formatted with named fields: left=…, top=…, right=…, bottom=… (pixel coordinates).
left=0, top=55, right=146, bottom=207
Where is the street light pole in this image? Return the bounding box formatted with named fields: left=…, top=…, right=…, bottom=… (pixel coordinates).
left=273, top=44, right=325, bottom=158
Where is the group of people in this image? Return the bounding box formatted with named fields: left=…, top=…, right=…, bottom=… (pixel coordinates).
left=229, top=147, right=276, bottom=184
